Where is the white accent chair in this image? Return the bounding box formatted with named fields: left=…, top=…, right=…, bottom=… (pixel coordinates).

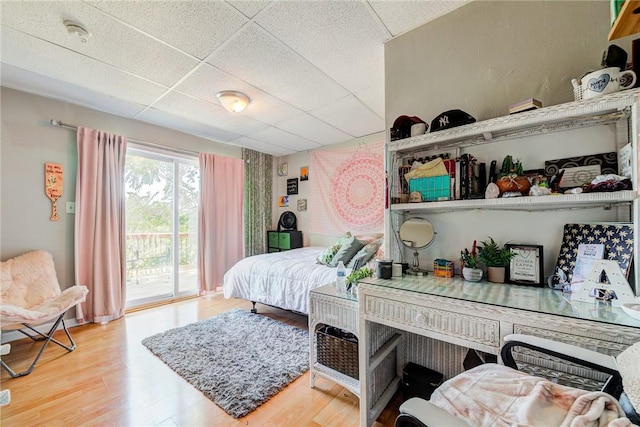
left=396, top=334, right=640, bottom=427
left=1, top=250, right=88, bottom=377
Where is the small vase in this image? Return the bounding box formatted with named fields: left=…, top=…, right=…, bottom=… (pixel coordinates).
left=462, top=267, right=483, bottom=282
left=487, top=266, right=506, bottom=283
left=496, top=175, right=531, bottom=195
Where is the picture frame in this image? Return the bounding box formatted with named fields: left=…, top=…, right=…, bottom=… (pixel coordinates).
left=287, top=178, right=298, bottom=195
left=300, top=166, right=309, bottom=181
left=506, top=244, right=544, bottom=287
left=278, top=163, right=288, bottom=176
left=297, top=199, right=307, bottom=211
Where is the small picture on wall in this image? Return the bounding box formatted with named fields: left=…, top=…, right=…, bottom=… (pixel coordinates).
left=297, top=199, right=307, bottom=211
left=300, top=166, right=309, bottom=181
left=279, top=195, right=289, bottom=207
left=278, top=163, right=288, bottom=176
left=287, top=178, right=298, bottom=195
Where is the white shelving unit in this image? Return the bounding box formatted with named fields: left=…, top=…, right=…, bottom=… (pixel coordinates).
left=386, top=90, right=640, bottom=295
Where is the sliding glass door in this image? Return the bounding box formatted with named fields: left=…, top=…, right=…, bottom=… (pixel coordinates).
left=125, top=148, right=199, bottom=307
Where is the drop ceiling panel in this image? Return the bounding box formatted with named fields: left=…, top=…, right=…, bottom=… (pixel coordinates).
left=87, top=0, right=249, bottom=60
left=1, top=64, right=147, bottom=119
left=1, top=27, right=169, bottom=106
left=206, top=23, right=349, bottom=111
left=138, top=107, right=243, bottom=143
left=248, top=126, right=321, bottom=151
left=152, top=91, right=270, bottom=136
left=256, top=1, right=388, bottom=93
left=0, top=0, right=199, bottom=87
left=369, top=0, right=469, bottom=36
left=277, top=113, right=352, bottom=145
left=228, top=1, right=272, bottom=19
left=354, top=84, right=385, bottom=118
left=229, top=136, right=293, bottom=157
left=175, top=64, right=303, bottom=126
left=311, top=95, right=384, bottom=137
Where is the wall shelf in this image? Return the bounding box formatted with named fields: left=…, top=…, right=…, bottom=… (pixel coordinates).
left=609, top=0, right=640, bottom=41
left=390, top=190, right=637, bottom=213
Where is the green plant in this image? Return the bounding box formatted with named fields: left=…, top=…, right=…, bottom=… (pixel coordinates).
left=460, top=241, right=479, bottom=269
left=497, top=155, right=524, bottom=178
left=477, top=237, right=516, bottom=267
left=346, top=267, right=374, bottom=286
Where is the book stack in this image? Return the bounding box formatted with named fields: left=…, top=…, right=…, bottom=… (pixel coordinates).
left=509, top=98, right=542, bottom=114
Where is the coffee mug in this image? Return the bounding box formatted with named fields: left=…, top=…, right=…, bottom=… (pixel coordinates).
left=581, top=67, right=636, bottom=99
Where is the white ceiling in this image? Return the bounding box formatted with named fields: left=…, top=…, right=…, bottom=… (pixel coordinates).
left=0, top=0, right=468, bottom=156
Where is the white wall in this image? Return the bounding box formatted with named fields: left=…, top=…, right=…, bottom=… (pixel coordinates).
left=0, top=87, right=241, bottom=289
left=272, top=132, right=384, bottom=248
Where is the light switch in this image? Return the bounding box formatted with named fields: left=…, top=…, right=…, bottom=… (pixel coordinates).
left=66, top=201, right=75, bottom=214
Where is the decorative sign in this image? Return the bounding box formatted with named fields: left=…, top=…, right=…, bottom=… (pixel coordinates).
left=507, top=244, right=544, bottom=287
left=300, top=166, right=309, bottom=181
left=45, top=162, right=64, bottom=221
left=297, top=199, right=307, bottom=211
left=287, top=178, right=299, bottom=195
left=278, top=163, right=288, bottom=176
left=571, top=259, right=635, bottom=307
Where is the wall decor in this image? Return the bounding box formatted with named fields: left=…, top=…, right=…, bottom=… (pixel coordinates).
left=300, top=166, right=309, bottom=181
left=506, top=244, right=544, bottom=287
left=287, top=178, right=299, bottom=195
left=297, top=199, right=307, bottom=211
left=45, top=162, right=64, bottom=221
left=278, top=163, right=288, bottom=176
left=278, top=195, right=289, bottom=207
left=555, top=223, right=634, bottom=282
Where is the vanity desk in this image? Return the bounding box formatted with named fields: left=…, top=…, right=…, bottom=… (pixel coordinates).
left=357, top=275, right=640, bottom=427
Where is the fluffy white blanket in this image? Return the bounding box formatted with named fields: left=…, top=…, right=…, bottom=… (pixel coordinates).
left=430, top=364, right=631, bottom=427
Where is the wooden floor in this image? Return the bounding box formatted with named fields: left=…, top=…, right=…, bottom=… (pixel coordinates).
left=1, top=294, right=403, bottom=426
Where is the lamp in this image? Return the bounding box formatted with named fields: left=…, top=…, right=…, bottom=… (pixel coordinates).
left=216, top=91, right=250, bottom=113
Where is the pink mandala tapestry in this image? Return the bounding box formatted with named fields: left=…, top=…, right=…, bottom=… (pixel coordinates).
left=310, top=141, right=385, bottom=235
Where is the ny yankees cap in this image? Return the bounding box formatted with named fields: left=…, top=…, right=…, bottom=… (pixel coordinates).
left=430, top=109, right=476, bottom=132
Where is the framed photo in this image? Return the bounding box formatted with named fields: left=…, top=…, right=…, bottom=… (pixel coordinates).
left=506, top=244, right=544, bottom=287
left=297, top=199, right=307, bottom=211
left=300, top=166, right=309, bottom=181
left=287, top=178, right=298, bottom=195
left=278, top=163, right=288, bottom=176
left=278, top=195, right=289, bottom=207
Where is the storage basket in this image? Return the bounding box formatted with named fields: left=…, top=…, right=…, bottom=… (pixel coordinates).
left=316, top=326, right=359, bottom=379
left=409, top=175, right=451, bottom=202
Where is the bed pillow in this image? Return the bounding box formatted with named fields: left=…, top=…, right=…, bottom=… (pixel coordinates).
left=316, top=232, right=352, bottom=265
left=347, top=237, right=383, bottom=268
left=329, top=236, right=366, bottom=267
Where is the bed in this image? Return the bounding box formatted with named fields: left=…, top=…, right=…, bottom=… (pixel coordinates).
left=222, top=247, right=349, bottom=314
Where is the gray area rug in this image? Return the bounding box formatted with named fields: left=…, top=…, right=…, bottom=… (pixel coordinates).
left=142, top=308, right=309, bottom=418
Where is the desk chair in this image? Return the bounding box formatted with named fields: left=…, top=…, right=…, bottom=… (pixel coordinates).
left=396, top=334, right=639, bottom=427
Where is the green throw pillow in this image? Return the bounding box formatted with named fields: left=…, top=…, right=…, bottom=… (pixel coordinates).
left=316, top=232, right=352, bottom=265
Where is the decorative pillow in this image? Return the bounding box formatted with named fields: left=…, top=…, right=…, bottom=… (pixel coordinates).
left=330, top=236, right=366, bottom=267
left=347, top=237, right=382, bottom=268
left=316, top=232, right=352, bottom=265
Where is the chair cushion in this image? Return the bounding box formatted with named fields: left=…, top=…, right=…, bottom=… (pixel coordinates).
left=1, top=251, right=61, bottom=309
left=617, top=341, right=640, bottom=411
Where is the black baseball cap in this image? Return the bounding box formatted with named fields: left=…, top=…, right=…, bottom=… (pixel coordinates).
left=430, top=110, right=476, bottom=132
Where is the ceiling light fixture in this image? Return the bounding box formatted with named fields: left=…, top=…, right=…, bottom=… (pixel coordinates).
left=216, top=91, right=250, bottom=113
left=63, top=20, right=91, bottom=43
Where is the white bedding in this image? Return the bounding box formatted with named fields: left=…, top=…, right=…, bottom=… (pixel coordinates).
left=222, top=247, right=348, bottom=314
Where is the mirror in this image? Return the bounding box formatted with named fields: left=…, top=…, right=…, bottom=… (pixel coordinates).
left=399, top=218, right=435, bottom=275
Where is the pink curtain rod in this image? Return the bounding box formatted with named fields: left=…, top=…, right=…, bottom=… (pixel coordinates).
left=50, top=119, right=199, bottom=157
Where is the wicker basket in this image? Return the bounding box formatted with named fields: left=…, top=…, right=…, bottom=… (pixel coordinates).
left=317, top=327, right=359, bottom=379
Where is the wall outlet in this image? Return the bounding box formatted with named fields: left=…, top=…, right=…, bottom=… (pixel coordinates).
left=66, top=201, right=75, bottom=214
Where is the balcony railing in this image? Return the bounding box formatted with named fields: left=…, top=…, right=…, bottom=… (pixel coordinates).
left=126, top=232, right=196, bottom=285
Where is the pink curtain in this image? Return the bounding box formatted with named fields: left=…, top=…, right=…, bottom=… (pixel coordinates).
left=75, top=127, right=127, bottom=323
left=198, top=153, right=245, bottom=293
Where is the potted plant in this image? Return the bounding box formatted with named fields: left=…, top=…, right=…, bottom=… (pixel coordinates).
left=495, top=155, right=530, bottom=195
left=460, top=241, right=483, bottom=282
left=345, top=267, right=375, bottom=297
left=477, top=237, right=516, bottom=283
